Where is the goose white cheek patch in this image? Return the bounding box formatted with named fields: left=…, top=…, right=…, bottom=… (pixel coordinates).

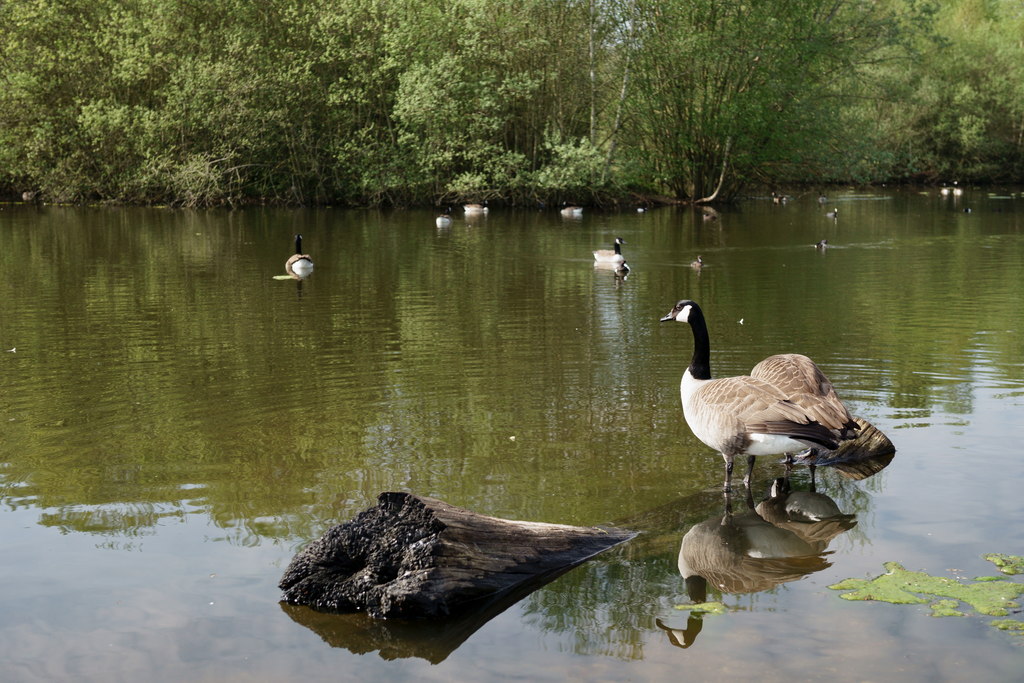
left=678, top=305, right=691, bottom=322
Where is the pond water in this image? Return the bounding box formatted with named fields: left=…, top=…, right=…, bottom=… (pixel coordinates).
left=1, top=189, right=1023, bottom=681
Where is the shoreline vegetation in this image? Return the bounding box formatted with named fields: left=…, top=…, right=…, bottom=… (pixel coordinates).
left=3, top=0, right=1022, bottom=209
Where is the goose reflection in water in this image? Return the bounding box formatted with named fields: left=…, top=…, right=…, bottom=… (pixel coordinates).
left=658, top=480, right=856, bottom=649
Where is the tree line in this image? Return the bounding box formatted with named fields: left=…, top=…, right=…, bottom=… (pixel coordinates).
left=1, top=0, right=1022, bottom=207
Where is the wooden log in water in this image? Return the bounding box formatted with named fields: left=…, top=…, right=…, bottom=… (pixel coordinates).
left=279, top=492, right=636, bottom=619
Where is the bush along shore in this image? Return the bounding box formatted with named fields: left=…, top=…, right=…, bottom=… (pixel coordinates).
left=3, top=0, right=1023, bottom=208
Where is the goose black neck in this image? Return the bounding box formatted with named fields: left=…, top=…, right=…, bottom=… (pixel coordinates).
left=294, top=234, right=302, bottom=255
left=687, top=306, right=712, bottom=380
left=614, top=241, right=622, bottom=255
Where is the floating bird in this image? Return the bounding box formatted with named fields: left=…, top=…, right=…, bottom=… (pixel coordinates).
left=701, top=207, right=720, bottom=222
left=435, top=208, right=453, bottom=228
left=463, top=202, right=489, bottom=215
left=815, top=239, right=829, bottom=249
left=771, top=191, right=789, bottom=205
left=285, top=234, right=314, bottom=279
left=660, top=299, right=857, bottom=492
left=560, top=203, right=583, bottom=217
left=690, top=255, right=704, bottom=269
left=826, top=208, right=838, bottom=219
left=593, top=237, right=626, bottom=265
left=817, top=194, right=828, bottom=204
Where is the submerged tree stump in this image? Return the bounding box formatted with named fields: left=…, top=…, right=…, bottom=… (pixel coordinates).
left=279, top=492, right=636, bottom=619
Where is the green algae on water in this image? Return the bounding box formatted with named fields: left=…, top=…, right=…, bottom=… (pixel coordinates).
left=983, top=553, right=1024, bottom=576
left=929, top=599, right=966, bottom=617
left=828, top=561, right=1023, bottom=616
left=990, top=619, right=1024, bottom=637
left=673, top=601, right=728, bottom=615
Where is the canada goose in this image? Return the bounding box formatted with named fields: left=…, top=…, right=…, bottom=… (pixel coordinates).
left=690, top=255, right=703, bottom=269
left=660, top=299, right=846, bottom=492
left=593, top=237, right=626, bottom=265
left=825, top=208, right=838, bottom=219
left=815, top=239, right=829, bottom=249
left=286, top=234, right=314, bottom=279
left=463, top=202, right=488, bottom=215
left=817, top=194, right=828, bottom=204
left=561, top=203, right=583, bottom=217
left=435, top=208, right=453, bottom=228
left=771, top=191, right=789, bottom=205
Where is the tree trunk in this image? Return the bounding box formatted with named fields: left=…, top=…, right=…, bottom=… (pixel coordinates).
left=279, top=492, right=636, bottom=619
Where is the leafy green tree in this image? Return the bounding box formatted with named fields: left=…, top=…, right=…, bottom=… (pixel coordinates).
left=870, top=0, right=1024, bottom=181
left=617, top=0, right=917, bottom=200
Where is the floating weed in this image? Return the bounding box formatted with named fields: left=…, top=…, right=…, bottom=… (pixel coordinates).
left=991, top=619, right=1024, bottom=638
left=673, top=601, right=728, bottom=615
left=983, top=553, right=1024, bottom=576
left=828, top=561, right=1023, bottom=616
left=830, top=556, right=1024, bottom=643
left=929, top=599, right=966, bottom=617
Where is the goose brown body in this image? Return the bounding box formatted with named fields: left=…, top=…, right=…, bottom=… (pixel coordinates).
left=750, top=354, right=858, bottom=440
left=593, top=237, right=625, bottom=264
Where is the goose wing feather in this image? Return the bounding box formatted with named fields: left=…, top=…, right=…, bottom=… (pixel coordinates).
left=750, top=354, right=858, bottom=437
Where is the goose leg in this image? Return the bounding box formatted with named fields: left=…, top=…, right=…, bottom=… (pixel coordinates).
left=742, top=454, right=756, bottom=488
left=723, top=454, right=734, bottom=493
left=809, top=464, right=817, bottom=491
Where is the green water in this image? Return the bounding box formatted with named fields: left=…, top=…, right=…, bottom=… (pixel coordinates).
left=1, top=189, right=1023, bottom=681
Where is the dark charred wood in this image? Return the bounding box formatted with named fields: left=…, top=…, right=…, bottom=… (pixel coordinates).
left=279, top=492, right=636, bottom=620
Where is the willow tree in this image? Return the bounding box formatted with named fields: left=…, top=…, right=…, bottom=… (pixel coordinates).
left=618, top=0, right=914, bottom=201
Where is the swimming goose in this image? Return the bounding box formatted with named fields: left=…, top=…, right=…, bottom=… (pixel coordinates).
left=660, top=299, right=842, bottom=492
left=561, top=203, right=584, bottom=217
left=435, top=208, right=453, bottom=228
left=463, top=202, right=488, bottom=215
left=690, top=255, right=703, bottom=269
left=825, top=207, right=838, bottom=219
left=286, top=234, right=314, bottom=279
left=593, top=237, right=626, bottom=265
left=815, top=239, right=829, bottom=249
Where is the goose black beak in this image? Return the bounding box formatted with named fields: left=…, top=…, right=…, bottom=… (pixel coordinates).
left=659, top=312, right=675, bottom=322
